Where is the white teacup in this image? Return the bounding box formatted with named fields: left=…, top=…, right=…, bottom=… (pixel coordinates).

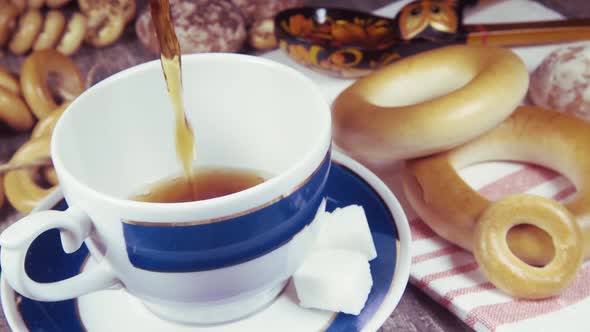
left=0, top=54, right=332, bottom=324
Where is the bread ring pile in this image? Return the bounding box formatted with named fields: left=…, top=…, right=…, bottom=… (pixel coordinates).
left=20, top=49, right=84, bottom=118
left=0, top=65, right=34, bottom=131
left=0, top=0, right=135, bottom=56
left=332, top=45, right=590, bottom=299
left=1, top=49, right=85, bottom=213
left=78, top=0, right=136, bottom=48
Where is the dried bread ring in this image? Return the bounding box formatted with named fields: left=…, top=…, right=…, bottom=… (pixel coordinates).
left=8, top=9, right=43, bottom=55
left=46, top=0, right=72, bottom=8
left=78, top=0, right=135, bottom=48
left=0, top=66, right=21, bottom=95
left=31, top=102, right=68, bottom=138
left=0, top=177, right=3, bottom=208
left=4, top=137, right=54, bottom=213
left=33, top=10, right=66, bottom=51
left=0, top=1, right=19, bottom=47
left=20, top=49, right=85, bottom=119
left=474, top=194, right=584, bottom=299
left=84, top=10, right=126, bottom=47
left=402, top=106, right=590, bottom=267
left=0, top=87, right=34, bottom=131
left=31, top=102, right=68, bottom=188
left=332, top=45, right=529, bottom=165
left=56, top=12, right=87, bottom=56
left=78, top=0, right=136, bottom=23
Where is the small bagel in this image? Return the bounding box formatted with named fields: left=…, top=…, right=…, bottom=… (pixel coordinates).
left=474, top=194, right=584, bottom=299
left=0, top=87, right=35, bottom=131
left=30, top=102, right=68, bottom=188
left=0, top=65, right=21, bottom=95
left=0, top=176, right=4, bottom=208
left=4, top=137, right=54, bottom=214
left=79, top=0, right=135, bottom=48
left=20, top=49, right=85, bottom=119
left=78, top=0, right=136, bottom=23
left=8, top=9, right=43, bottom=55
left=0, top=1, right=19, bottom=47
left=56, top=12, right=87, bottom=55
left=84, top=10, right=126, bottom=48
left=31, top=102, right=68, bottom=138
left=33, top=10, right=66, bottom=51
left=332, top=45, right=529, bottom=165
left=402, top=106, right=590, bottom=267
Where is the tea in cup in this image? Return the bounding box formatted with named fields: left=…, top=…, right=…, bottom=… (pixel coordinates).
left=0, top=53, right=332, bottom=324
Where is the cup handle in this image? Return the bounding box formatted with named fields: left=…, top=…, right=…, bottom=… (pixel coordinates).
left=0, top=206, right=118, bottom=301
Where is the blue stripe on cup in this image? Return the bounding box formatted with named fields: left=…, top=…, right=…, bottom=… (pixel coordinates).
left=122, top=151, right=331, bottom=272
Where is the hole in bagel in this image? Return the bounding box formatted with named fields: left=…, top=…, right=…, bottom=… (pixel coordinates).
left=459, top=161, right=575, bottom=267
left=46, top=72, right=67, bottom=106
left=31, top=166, right=54, bottom=190
left=506, top=223, right=555, bottom=267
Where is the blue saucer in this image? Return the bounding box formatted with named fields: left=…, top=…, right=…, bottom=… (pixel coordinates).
left=1, top=152, right=411, bottom=332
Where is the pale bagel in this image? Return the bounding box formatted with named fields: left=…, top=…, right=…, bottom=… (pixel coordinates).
left=402, top=106, right=590, bottom=267
left=332, top=45, right=529, bottom=165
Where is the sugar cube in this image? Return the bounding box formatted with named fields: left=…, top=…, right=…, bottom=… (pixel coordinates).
left=315, top=205, right=377, bottom=260
left=293, top=249, right=373, bottom=315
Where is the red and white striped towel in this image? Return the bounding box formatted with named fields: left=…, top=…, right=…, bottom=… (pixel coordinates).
left=404, top=162, right=590, bottom=332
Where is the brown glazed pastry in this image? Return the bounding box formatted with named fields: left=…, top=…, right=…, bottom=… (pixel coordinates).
left=231, top=0, right=305, bottom=24
left=135, top=0, right=247, bottom=55
left=529, top=44, right=590, bottom=122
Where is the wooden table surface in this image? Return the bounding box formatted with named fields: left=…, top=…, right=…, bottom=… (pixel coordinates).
left=0, top=0, right=582, bottom=331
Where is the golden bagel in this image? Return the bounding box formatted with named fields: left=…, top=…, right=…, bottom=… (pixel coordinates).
left=0, top=66, right=20, bottom=95
left=31, top=102, right=68, bottom=139
left=8, top=9, right=43, bottom=55
left=0, top=65, right=34, bottom=131
left=332, top=45, right=529, bottom=165
left=4, top=137, right=54, bottom=214
left=56, top=13, right=87, bottom=56
left=0, top=87, right=35, bottom=131
left=20, top=49, right=84, bottom=119
left=32, top=10, right=67, bottom=51
left=31, top=102, right=69, bottom=185
left=474, top=194, right=583, bottom=299
left=402, top=106, right=590, bottom=266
